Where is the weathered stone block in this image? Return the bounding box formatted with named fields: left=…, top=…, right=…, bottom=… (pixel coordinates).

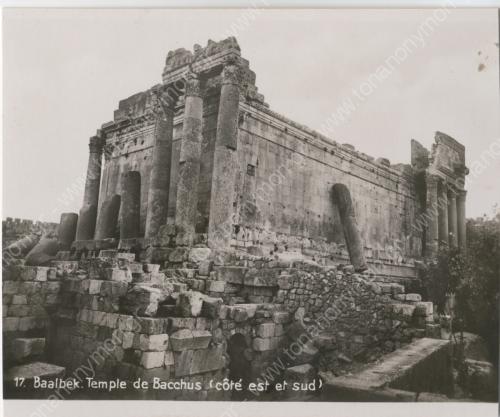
left=12, top=295, right=28, bottom=305
left=414, top=301, right=433, bottom=316
left=391, top=303, right=416, bottom=318
left=3, top=317, right=20, bottom=331
left=2, top=281, right=19, bottom=295
left=168, top=317, right=197, bottom=332
left=105, top=268, right=132, bottom=283
left=122, top=285, right=166, bottom=317
left=8, top=305, right=30, bottom=317
left=173, top=282, right=188, bottom=293
left=198, top=260, right=213, bottom=276
left=137, top=317, right=169, bottom=335
left=44, top=282, right=61, bottom=293
left=378, top=283, right=393, bottom=294
left=4, top=362, right=65, bottom=382
left=367, top=282, right=382, bottom=294
left=99, top=249, right=117, bottom=258
left=170, top=329, right=212, bottom=351
left=122, top=331, right=135, bottom=349
left=174, top=345, right=224, bottom=377
left=207, top=280, right=225, bottom=293
left=216, top=266, right=246, bottom=284
left=143, top=264, right=160, bottom=273
left=134, top=334, right=169, bottom=351
left=117, top=315, right=138, bottom=332
left=252, top=337, right=278, bottom=351
left=88, top=280, right=103, bottom=295
left=140, top=351, right=165, bottom=369
left=169, top=247, right=189, bottom=263
left=405, top=293, right=422, bottom=302
left=177, top=291, right=204, bottom=317
left=19, top=317, right=38, bottom=331
left=257, top=323, right=276, bottom=338
left=229, top=304, right=257, bottom=322
left=100, top=281, right=129, bottom=298
left=164, top=350, right=174, bottom=366
left=391, top=284, right=405, bottom=295
left=12, top=338, right=45, bottom=361
left=425, top=323, right=441, bottom=338
left=201, top=296, right=223, bottom=318
left=188, top=247, right=211, bottom=263
left=116, top=253, right=136, bottom=262
left=272, top=311, right=290, bottom=324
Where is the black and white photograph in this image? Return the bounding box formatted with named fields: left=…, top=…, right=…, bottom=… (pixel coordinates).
left=1, top=3, right=499, bottom=416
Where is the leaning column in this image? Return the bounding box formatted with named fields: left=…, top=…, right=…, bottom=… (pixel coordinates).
left=207, top=63, right=240, bottom=251
left=448, top=188, right=458, bottom=247
left=175, top=73, right=203, bottom=246
left=437, top=180, right=449, bottom=247
left=76, top=136, right=104, bottom=240
left=144, top=90, right=175, bottom=239
left=456, top=190, right=467, bottom=251
left=331, top=183, right=367, bottom=272
left=425, top=174, right=439, bottom=258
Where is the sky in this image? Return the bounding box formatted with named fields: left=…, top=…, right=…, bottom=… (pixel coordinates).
left=2, top=8, right=499, bottom=222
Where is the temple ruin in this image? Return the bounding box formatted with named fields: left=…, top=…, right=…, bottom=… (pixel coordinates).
left=3, top=37, right=469, bottom=401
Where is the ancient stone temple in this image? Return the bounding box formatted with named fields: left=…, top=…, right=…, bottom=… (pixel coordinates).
left=70, top=37, right=467, bottom=274
left=3, top=38, right=468, bottom=401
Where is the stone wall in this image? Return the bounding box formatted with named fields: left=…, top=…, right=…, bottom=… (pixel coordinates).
left=2, top=266, right=61, bottom=363
left=234, top=104, right=422, bottom=264
left=3, top=246, right=439, bottom=400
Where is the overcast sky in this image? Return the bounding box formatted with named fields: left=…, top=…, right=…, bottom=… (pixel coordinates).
left=3, top=8, right=499, bottom=222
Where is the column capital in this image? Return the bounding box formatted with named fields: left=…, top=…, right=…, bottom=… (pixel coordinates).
left=426, top=173, right=440, bottom=187
left=88, top=136, right=104, bottom=154
left=151, top=86, right=176, bottom=118
left=447, top=187, right=458, bottom=198
left=184, top=72, right=202, bottom=97
left=221, top=63, right=240, bottom=86
left=457, top=189, right=467, bottom=199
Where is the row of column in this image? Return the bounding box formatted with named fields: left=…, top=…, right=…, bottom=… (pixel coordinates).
left=426, top=174, right=467, bottom=257
left=74, top=62, right=240, bottom=250
left=75, top=134, right=144, bottom=242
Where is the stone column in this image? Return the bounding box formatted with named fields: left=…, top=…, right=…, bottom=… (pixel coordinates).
left=144, top=94, right=175, bottom=239
left=208, top=63, right=240, bottom=251
left=175, top=74, right=203, bottom=246
left=457, top=190, right=467, bottom=251
left=58, top=212, right=78, bottom=249
left=425, top=174, right=439, bottom=258
left=94, top=194, right=121, bottom=240
left=76, top=136, right=104, bottom=240
left=332, top=183, right=367, bottom=272
left=437, top=180, right=449, bottom=247
left=448, top=188, right=458, bottom=247
left=120, top=171, right=141, bottom=239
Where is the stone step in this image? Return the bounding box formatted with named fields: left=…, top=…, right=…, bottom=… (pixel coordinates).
left=12, top=338, right=46, bottom=362
left=319, top=338, right=451, bottom=401
left=4, top=361, right=65, bottom=383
